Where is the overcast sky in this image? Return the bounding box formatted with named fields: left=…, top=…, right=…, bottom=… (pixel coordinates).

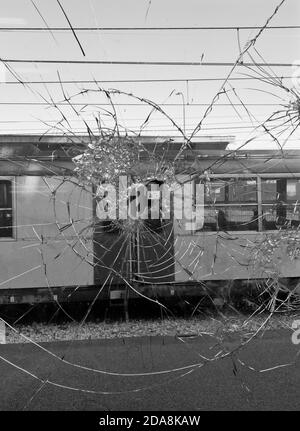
left=0, top=0, right=300, bottom=149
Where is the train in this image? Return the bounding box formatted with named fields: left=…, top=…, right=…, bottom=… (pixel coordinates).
left=0, top=134, right=299, bottom=307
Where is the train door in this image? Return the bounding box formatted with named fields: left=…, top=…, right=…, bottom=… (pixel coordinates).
left=93, top=179, right=175, bottom=291
left=134, top=180, right=175, bottom=285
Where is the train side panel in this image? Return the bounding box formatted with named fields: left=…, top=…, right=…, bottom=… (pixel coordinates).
left=0, top=176, right=94, bottom=290
left=174, top=227, right=300, bottom=282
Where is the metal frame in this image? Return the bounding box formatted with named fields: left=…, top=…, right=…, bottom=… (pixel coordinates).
left=0, top=176, right=16, bottom=241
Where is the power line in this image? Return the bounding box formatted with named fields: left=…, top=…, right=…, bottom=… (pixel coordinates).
left=2, top=59, right=294, bottom=66
left=0, top=102, right=281, bottom=106
left=0, top=76, right=293, bottom=85
left=0, top=118, right=264, bottom=124
left=0, top=125, right=261, bottom=132
left=0, top=113, right=276, bottom=120
left=0, top=25, right=299, bottom=31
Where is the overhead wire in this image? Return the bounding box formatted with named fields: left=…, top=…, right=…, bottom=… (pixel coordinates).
left=1, top=59, right=295, bottom=66
left=0, top=102, right=283, bottom=106
left=0, top=76, right=293, bottom=85
left=0, top=25, right=299, bottom=31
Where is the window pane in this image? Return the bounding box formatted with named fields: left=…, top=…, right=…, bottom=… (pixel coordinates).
left=0, top=181, right=13, bottom=237
left=0, top=209, right=13, bottom=237
left=205, top=179, right=257, bottom=204
left=261, top=178, right=287, bottom=203
left=261, top=179, right=277, bottom=202
left=205, top=181, right=226, bottom=203
left=0, top=181, right=12, bottom=208
left=262, top=178, right=300, bottom=230
left=202, top=205, right=258, bottom=231
left=228, top=179, right=257, bottom=202
left=262, top=203, right=300, bottom=230
left=287, top=179, right=300, bottom=201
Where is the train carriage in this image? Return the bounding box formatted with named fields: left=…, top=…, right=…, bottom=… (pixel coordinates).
left=0, top=134, right=299, bottom=305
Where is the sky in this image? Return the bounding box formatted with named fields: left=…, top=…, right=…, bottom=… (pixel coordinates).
left=0, top=0, right=300, bottom=149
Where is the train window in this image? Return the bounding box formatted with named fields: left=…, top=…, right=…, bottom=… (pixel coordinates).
left=261, top=178, right=300, bottom=230
left=202, top=178, right=258, bottom=231
left=0, top=180, right=13, bottom=238
left=287, top=179, right=300, bottom=201
left=202, top=205, right=259, bottom=231
left=205, top=179, right=257, bottom=204
left=228, top=179, right=257, bottom=202
left=205, top=181, right=226, bottom=203
left=261, top=178, right=284, bottom=203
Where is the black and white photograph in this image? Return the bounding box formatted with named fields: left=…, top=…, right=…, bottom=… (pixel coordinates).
left=0, top=0, right=299, bottom=420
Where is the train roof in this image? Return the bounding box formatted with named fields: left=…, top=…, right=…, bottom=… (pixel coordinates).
left=0, top=134, right=232, bottom=152
left=0, top=134, right=299, bottom=176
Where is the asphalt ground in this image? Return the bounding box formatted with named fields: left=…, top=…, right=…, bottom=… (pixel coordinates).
left=0, top=329, right=299, bottom=411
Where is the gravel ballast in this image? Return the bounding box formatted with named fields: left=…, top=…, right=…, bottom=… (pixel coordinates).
left=3, top=313, right=299, bottom=344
